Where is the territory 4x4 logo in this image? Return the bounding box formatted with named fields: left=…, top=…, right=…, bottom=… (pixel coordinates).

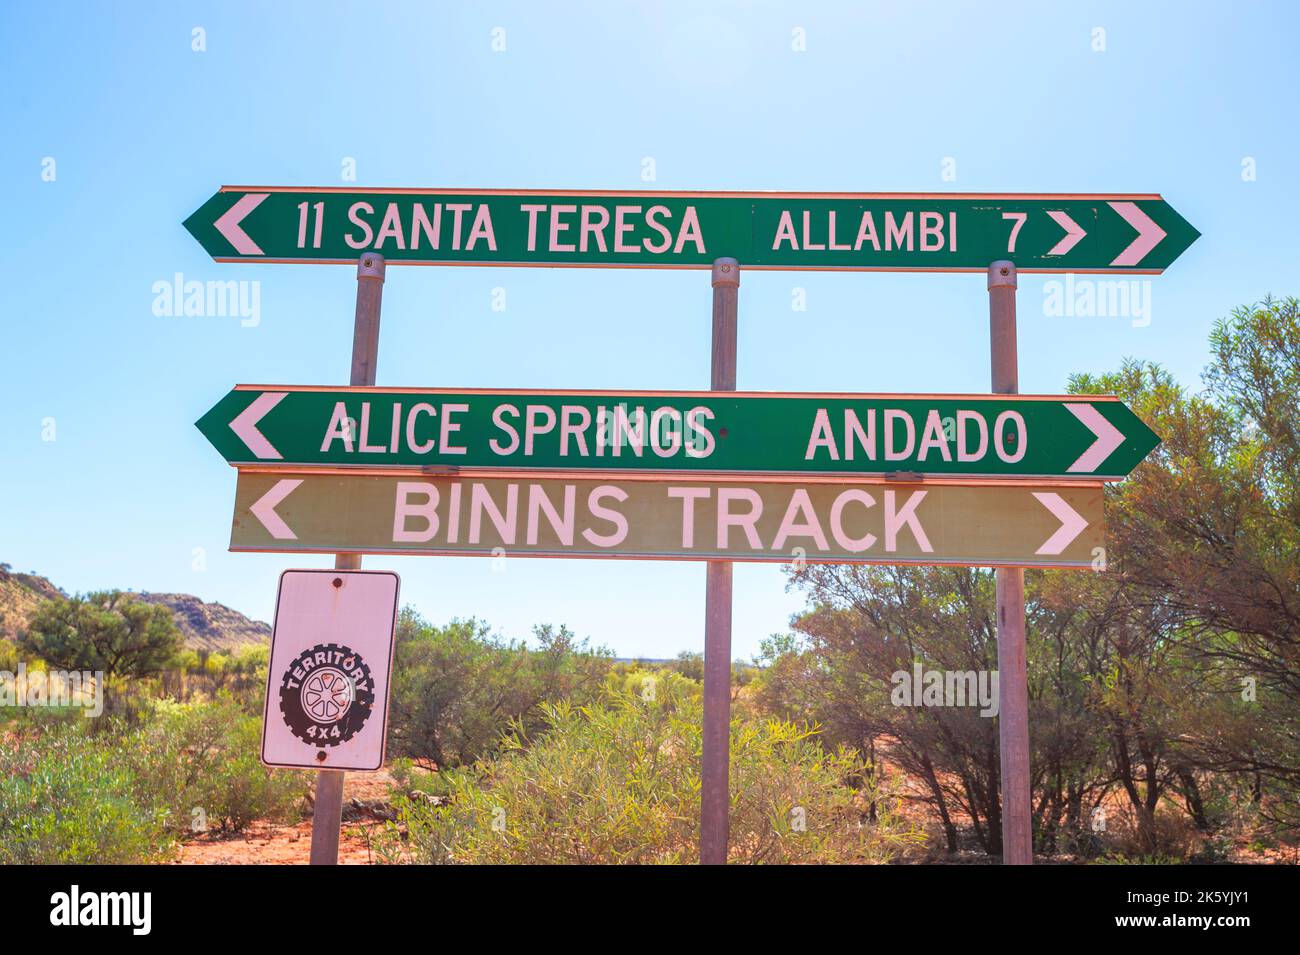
left=279, top=642, right=375, bottom=747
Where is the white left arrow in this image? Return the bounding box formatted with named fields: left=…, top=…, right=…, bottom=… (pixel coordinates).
left=1032, top=492, right=1089, bottom=555
left=1108, top=201, right=1167, bottom=267
left=1045, top=210, right=1087, bottom=255
left=230, top=392, right=287, bottom=459
left=1064, top=403, right=1125, bottom=473
left=214, top=193, right=269, bottom=255
left=250, top=479, right=302, bottom=540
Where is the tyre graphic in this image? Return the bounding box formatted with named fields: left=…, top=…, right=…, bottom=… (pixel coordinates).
left=278, top=642, right=375, bottom=748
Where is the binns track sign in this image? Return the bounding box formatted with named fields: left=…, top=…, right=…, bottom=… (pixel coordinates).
left=230, top=472, right=1105, bottom=569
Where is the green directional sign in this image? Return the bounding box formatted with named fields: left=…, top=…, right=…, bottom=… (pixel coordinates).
left=197, top=386, right=1161, bottom=480
left=230, top=472, right=1105, bottom=569
left=184, top=188, right=1199, bottom=273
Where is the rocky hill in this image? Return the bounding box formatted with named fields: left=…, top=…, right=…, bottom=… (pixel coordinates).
left=136, top=592, right=270, bottom=652
left=0, top=564, right=269, bottom=653
left=0, top=565, right=64, bottom=641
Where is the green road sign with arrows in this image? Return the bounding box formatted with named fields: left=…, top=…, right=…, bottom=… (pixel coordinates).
left=197, top=387, right=1161, bottom=480
left=184, top=188, right=1199, bottom=273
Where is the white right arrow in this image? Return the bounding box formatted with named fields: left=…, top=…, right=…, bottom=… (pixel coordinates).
left=1108, top=201, right=1167, bottom=267
left=214, top=193, right=269, bottom=255
left=1045, top=210, right=1087, bottom=255
left=1032, top=492, right=1089, bottom=555
left=230, top=392, right=287, bottom=459
left=1064, top=403, right=1125, bottom=473
left=249, top=479, right=302, bottom=540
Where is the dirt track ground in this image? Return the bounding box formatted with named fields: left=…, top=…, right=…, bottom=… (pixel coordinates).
left=176, top=770, right=394, bottom=865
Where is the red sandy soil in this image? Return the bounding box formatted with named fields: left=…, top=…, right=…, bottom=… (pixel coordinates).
left=175, top=770, right=396, bottom=865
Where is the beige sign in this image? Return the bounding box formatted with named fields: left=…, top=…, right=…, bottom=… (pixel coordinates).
left=232, top=472, right=1104, bottom=569
left=261, top=569, right=399, bottom=772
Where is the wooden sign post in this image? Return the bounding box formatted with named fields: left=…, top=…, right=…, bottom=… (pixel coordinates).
left=309, top=253, right=386, bottom=866
left=701, top=258, right=739, bottom=865
left=988, top=260, right=1032, bottom=865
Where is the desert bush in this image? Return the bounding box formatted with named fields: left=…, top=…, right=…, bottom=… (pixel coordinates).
left=0, top=686, right=87, bottom=738
left=0, top=725, right=173, bottom=864
left=666, top=651, right=704, bottom=682
left=387, top=756, right=438, bottom=798
left=0, top=693, right=303, bottom=862
left=0, top=637, right=24, bottom=671
left=377, top=679, right=923, bottom=864
left=167, top=644, right=269, bottom=707
left=125, top=694, right=305, bottom=833
left=387, top=610, right=612, bottom=768
left=196, top=716, right=304, bottom=831
left=1097, top=805, right=1205, bottom=862
left=608, top=666, right=697, bottom=701
left=99, top=673, right=164, bottom=725
left=19, top=591, right=183, bottom=678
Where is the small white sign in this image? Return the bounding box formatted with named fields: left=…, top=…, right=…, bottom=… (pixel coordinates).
left=261, top=569, right=399, bottom=772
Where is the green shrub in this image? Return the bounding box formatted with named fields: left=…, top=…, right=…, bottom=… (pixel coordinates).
left=0, top=698, right=86, bottom=735
left=173, top=644, right=269, bottom=707
left=0, top=725, right=173, bottom=864
left=666, top=651, right=704, bottom=682
left=125, top=694, right=306, bottom=833
left=377, top=680, right=924, bottom=864
left=198, top=716, right=305, bottom=831
left=0, top=692, right=305, bottom=862
left=387, top=756, right=438, bottom=798
left=608, top=666, right=697, bottom=701
left=0, top=637, right=24, bottom=671
left=387, top=611, right=613, bottom=768
left=19, top=591, right=183, bottom=678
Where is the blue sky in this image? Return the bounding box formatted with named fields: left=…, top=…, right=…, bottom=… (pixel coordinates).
left=2, top=1, right=1297, bottom=660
